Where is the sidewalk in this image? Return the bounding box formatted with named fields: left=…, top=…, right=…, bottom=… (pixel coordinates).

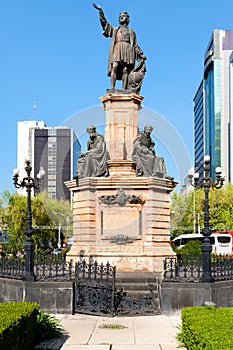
left=36, top=312, right=184, bottom=350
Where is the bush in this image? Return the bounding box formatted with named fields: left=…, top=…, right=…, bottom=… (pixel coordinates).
left=0, top=301, right=39, bottom=350
left=179, top=240, right=202, bottom=256
left=178, top=306, right=233, bottom=349
left=0, top=302, right=64, bottom=349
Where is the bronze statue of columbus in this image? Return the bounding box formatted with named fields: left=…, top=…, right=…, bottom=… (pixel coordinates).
left=93, top=3, right=146, bottom=92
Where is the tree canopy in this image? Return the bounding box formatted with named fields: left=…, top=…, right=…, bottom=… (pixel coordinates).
left=171, top=183, right=233, bottom=239
left=1, top=190, right=73, bottom=255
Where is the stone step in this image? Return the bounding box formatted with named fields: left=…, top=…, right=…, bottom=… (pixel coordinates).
left=116, top=281, right=158, bottom=289
left=116, top=272, right=159, bottom=284
left=114, top=272, right=161, bottom=314
left=116, top=273, right=159, bottom=291
left=117, top=290, right=159, bottom=300
left=114, top=288, right=161, bottom=316
left=116, top=284, right=158, bottom=295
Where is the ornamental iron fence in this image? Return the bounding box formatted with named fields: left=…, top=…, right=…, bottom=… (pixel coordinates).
left=163, top=255, right=233, bottom=283
left=2, top=253, right=233, bottom=284
left=74, top=260, right=159, bottom=316
left=75, top=260, right=116, bottom=316
left=0, top=256, right=25, bottom=279
left=0, top=256, right=160, bottom=316
left=34, top=253, right=74, bottom=281
left=0, top=253, right=74, bottom=281
left=114, top=285, right=158, bottom=316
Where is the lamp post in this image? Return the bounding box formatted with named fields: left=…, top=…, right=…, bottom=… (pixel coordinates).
left=189, top=155, right=224, bottom=283
left=13, top=159, right=45, bottom=281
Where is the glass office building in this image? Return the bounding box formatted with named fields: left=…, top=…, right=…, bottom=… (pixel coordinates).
left=194, top=80, right=204, bottom=178
left=194, top=30, right=233, bottom=181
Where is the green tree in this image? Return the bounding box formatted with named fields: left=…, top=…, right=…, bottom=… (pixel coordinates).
left=208, top=183, right=233, bottom=231
left=2, top=191, right=73, bottom=255
left=32, top=191, right=73, bottom=249
left=170, top=190, right=201, bottom=238
left=171, top=183, right=233, bottom=241
left=3, top=193, right=27, bottom=254
left=0, top=190, right=11, bottom=230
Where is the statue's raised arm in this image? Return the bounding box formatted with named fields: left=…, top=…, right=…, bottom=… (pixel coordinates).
left=93, top=3, right=107, bottom=29
left=92, top=3, right=146, bottom=93
left=93, top=3, right=102, bottom=11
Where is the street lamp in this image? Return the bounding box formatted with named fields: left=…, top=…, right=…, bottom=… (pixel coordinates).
left=189, top=155, right=224, bottom=282
left=13, top=159, right=45, bottom=281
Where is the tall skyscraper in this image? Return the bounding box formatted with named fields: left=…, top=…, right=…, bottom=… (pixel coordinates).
left=194, top=81, right=204, bottom=179
left=194, top=29, right=233, bottom=181
left=17, top=120, right=80, bottom=200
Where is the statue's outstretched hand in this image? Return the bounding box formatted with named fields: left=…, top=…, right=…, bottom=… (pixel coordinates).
left=93, top=3, right=102, bottom=11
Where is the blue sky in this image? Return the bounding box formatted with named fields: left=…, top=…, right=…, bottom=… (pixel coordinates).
left=1, top=0, right=233, bottom=194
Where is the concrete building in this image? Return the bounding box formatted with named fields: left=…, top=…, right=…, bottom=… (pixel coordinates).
left=17, top=120, right=80, bottom=200
left=194, top=29, right=233, bottom=181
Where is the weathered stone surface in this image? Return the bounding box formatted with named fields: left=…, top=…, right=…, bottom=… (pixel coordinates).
left=0, top=279, right=74, bottom=314
left=66, top=176, right=176, bottom=273
left=101, top=93, right=143, bottom=161
left=65, top=93, right=177, bottom=274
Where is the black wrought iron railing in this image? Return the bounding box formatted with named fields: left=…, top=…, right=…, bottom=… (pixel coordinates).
left=75, top=260, right=116, bottom=315
left=0, top=256, right=25, bottom=279
left=163, top=255, right=233, bottom=282
left=75, top=259, right=116, bottom=281
left=2, top=253, right=233, bottom=284
left=0, top=253, right=74, bottom=281
left=34, top=253, right=74, bottom=281
left=163, top=256, right=202, bottom=282
left=211, top=255, right=233, bottom=281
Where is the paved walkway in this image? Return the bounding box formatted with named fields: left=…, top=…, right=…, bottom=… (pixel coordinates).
left=35, top=312, right=184, bottom=350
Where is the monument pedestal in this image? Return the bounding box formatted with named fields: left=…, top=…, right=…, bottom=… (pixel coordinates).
left=66, top=93, right=176, bottom=273
left=65, top=175, right=176, bottom=273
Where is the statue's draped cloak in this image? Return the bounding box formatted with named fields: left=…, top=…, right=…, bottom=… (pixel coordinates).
left=77, top=134, right=108, bottom=178
left=132, top=131, right=166, bottom=177
left=102, top=23, right=142, bottom=80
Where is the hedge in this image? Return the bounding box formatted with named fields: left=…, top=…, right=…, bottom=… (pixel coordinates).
left=178, top=306, right=233, bottom=349
left=0, top=301, right=40, bottom=350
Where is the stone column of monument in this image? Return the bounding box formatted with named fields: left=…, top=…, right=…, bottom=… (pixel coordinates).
left=65, top=4, right=176, bottom=273
left=101, top=93, right=143, bottom=176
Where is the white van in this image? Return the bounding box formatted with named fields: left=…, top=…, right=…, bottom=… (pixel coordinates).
left=172, top=232, right=232, bottom=255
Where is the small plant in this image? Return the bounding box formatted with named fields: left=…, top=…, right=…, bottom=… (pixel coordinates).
left=99, top=323, right=127, bottom=329
left=35, top=311, right=64, bottom=342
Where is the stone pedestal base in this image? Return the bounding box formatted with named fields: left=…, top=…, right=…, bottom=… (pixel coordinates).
left=107, top=159, right=136, bottom=176
left=65, top=176, right=176, bottom=273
